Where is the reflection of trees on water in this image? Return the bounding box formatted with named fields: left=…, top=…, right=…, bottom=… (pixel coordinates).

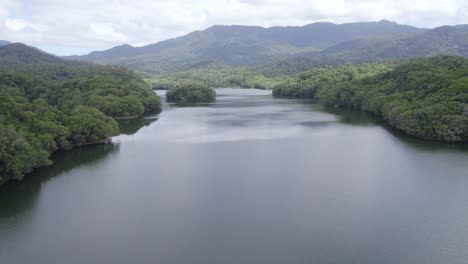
left=321, top=106, right=468, bottom=152
left=0, top=144, right=119, bottom=219
left=117, top=115, right=159, bottom=135
left=0, top=114, right=161, bottom=220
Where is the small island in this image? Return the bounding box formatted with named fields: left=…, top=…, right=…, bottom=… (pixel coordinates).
left=166, top=84, right=216, bottom=105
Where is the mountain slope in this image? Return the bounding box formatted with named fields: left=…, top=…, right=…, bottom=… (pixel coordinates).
left=0, top=40, right=10, bottom=46
left=315, top=25, right=468, bottom=62
left=69, top=20, right=423, bottom=74
left=67, top=43, right=137, bottom=61
left=0, top=43, right=64, bottom=64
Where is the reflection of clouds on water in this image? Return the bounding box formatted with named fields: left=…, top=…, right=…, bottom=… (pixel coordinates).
left=175, top=126, right=333, bottom=143
left=115, top=89, right=339, bottom=144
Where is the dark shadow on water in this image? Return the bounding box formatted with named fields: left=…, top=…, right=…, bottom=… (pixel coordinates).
left=314, top=105, right=380, bottom=127
left=0, top=113, right=162, bottom=218
left=166, top=101, right=216, bottom=107
left=318, top=105, right=468, bottom=152
left=0, top=144, right=120, bottom=219
left=381, top=122, right=468, bottom=152
left=117, top=114, right=160, bottom=135
left=0, top=112, right=164, bottom=217
left=299, top=120, right=337, bottom=127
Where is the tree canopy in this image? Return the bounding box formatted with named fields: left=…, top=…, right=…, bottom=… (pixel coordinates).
left=166, top=84, right=216, bottom=105
left=0, top=44, right=161, bottom=185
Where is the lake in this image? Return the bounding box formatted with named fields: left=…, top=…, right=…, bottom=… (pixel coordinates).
left=1, top=88, right=468, bottom=264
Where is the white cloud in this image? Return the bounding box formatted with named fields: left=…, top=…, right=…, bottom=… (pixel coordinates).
left=87, top=23, right=129, bottom=43
left=5, top=18, right=27, bottom=31
left=0, top=0, right=466, bottom=55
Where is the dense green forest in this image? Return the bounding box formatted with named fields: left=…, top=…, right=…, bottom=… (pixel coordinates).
left=273, top=63, right=395, bottom=98
left=166, top=84, right=216, bottom=105
left=148, top=63, right=287, bottom=90
left=0, top=44, right=161, bottom=185
left=273, top=56, right=468, bottom=142
left=147, top=57, right=355, bottom=90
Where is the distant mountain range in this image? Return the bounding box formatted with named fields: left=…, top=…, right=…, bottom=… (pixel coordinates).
left=66, top=20, right=425, bottom=74
left=3, top=20, right=468, bottom=76
left=313, top=25, right=468, bottom=62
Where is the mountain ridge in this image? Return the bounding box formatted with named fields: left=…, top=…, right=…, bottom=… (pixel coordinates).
left=0, top=43, right=64, bottom=64
left=66, top=20, right=424, bottom=74
left=314, top=24, right=468, bottom=62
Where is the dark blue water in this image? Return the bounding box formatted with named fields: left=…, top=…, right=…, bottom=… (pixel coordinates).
left=1, top=88, right=468, bottom=264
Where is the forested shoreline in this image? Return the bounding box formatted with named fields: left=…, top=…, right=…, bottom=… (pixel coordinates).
left=151, top=55, right=467, bottom=143
left=273, top=56, right=468, bottom=143
left=0, top=44, right=161, bottom=185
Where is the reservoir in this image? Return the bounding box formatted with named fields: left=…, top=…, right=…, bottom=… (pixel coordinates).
left=1, top=88, right=468, bottom=264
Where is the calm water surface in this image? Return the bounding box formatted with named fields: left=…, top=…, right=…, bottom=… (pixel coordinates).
left=1, top=88, right=468, bottom=264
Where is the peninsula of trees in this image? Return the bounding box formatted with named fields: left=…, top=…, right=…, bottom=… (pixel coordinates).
left=273, top=56, right=468, bottom=143
left=0, top=43, right=161, bottom=185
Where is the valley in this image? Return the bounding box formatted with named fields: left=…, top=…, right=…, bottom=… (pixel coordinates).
left=1, top=19, right=468, bottom=184
left=1, top=9, right=468, bottom=263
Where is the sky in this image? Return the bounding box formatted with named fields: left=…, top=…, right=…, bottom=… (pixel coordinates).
left=0, top=0, right=467, bottom=55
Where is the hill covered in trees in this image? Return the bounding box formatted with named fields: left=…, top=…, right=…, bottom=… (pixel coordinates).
left=68, top=20, right=422, bottom=74
left=0, top=43, right=63, bottom=64
left=0, top=43, right=161, bottom=185
left=149, top=62, right=287, bottom=90
left=314, top=25, right=468, bottom=62
left=273, top=56, right=468, bottom=143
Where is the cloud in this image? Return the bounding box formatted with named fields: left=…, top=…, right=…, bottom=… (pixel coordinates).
left=0, top=0, right=467, bottom=55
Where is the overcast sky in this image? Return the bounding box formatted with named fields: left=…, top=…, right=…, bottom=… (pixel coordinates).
left=1, top=0, right=467, bottom=55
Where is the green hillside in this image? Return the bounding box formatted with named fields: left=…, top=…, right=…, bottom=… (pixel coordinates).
left=316, top=26, right=468, bottom=62
left=69, top=20, right=422, bottom=74
left=0, top=43, right=161, bottom=185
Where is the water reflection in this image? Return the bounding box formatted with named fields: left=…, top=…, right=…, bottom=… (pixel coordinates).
left=117, top=114, right=160, bottom=135
left=122, top=89, right=338, bottom=144
left=0, top=144, right=120, bottom=219
left=322, top=106, right=468, bottom=152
